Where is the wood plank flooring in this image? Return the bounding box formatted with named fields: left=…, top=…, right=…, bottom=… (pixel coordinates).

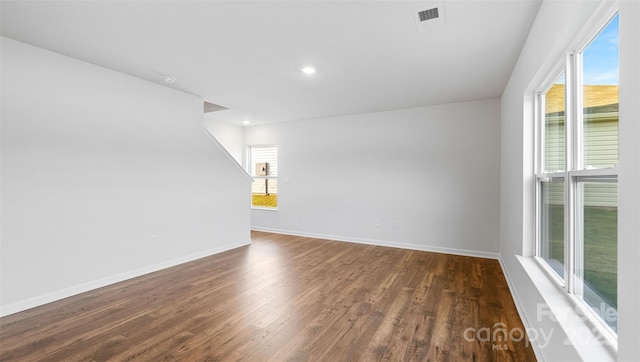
left=0, top=231, right=536, bottom=361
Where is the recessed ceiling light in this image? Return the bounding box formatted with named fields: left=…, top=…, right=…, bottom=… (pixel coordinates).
left=242, top=120, right=251, bottom=125
left=163, top=75, right=176, bottom=84
left=301, top=66, right=316, bottom=75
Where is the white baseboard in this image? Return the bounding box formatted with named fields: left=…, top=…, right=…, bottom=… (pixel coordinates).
left=251, top=227, right=499, bottom=259
left=498, top=255, right=545, bottom=362
left=0, top=239, right=251, bottom=317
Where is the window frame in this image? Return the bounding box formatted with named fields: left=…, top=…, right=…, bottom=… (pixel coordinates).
left=534, top=7, right=620, bottom=348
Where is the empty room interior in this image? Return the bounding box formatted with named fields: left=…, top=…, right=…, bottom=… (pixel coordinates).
left=1, top=0, right=639, bottom=361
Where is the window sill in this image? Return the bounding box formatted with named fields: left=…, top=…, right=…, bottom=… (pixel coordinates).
left=517, top=255, right=617, bottom=361
left=251, top=207, right=278, bottom=211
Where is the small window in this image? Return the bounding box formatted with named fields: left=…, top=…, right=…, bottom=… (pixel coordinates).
left=543, top=73, right=566, bottom=173
left=539, top=177, right=565, bottom=278
left=581, top=14, right=619, bottom=169
left=574, top=179, right=618, bottom=331
left=247, top=145, right=278, bottom=209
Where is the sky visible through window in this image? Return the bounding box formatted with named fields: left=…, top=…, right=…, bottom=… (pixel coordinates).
left=583, top=14, right=619, bottom=85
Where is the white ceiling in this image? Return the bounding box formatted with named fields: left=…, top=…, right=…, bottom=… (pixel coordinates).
left=1, top=1, right=541, bottom=126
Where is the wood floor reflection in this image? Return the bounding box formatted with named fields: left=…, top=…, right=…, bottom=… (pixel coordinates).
left=0, top=231, right=536, bottom=361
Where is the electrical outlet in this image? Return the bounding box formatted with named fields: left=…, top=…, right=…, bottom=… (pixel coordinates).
left=151, top=235, right=158, bottom=244
left=375, top=219, right=381, bottom=227
left=393, top=220, right=399, bottom=229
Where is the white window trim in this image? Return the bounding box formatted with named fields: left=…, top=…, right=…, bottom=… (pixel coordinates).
left=533, top=2, right=620, bottom=352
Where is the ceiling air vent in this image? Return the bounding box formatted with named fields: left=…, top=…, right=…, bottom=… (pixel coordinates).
left=414, top=4, right=444, bottom=32
left=418, top=8, right=439, bottom=22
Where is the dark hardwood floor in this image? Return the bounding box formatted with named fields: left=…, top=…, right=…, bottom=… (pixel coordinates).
left=0, top=231, right=536, bottom=361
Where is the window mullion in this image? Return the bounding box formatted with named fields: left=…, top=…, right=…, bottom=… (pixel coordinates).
left=574, top=177, right=585, bottom=299
left=535, top=92, right=545, bottom=257
left=570, top=50, right=586, bottom=300
left=564, top=52, right=578, bottom=293
left=536, top=92, right=545, bottom=174
left=574, top=52, right=585, bottom=172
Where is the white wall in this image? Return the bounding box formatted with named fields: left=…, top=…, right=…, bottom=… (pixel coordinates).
left=244, top=99, right=501, bottom=257
left=203, top=117, right=244, bottom=165
left=500, top=0, right=640, bottom=360
left=0, top=37, right=252, bottom=315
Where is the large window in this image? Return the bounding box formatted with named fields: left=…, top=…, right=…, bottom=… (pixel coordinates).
left=247, top=145, right=278, bottom=209
left=536, top=13, right=619, bottom=335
